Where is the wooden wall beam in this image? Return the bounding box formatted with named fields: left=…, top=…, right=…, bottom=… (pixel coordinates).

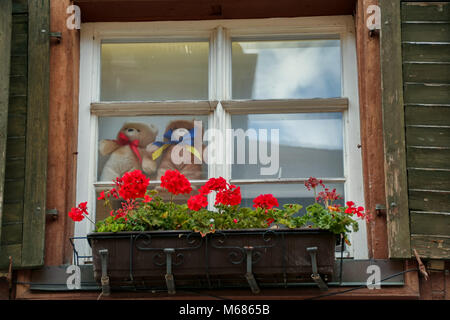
left=74, top=0, right=357, bottom=22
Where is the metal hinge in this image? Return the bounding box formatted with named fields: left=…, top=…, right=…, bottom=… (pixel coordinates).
left=375, top=204, right=387, bottom=217
left=49, top=32, right=62, bottom=43
left=46, top=208, right=58, bottom=220
left=0, top=256, right=13, bottom=290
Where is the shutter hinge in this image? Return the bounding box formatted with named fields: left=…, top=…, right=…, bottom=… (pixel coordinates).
left=375, top=204, right=386, bottom=216
left=49, top=32, right=62, bottom=43
left=0, top=256, right=13, bottom=290
left=46, top=208, right=59, bottom=220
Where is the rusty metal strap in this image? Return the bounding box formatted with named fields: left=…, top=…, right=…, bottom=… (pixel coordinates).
left=307, top=247, right=328, bottom=291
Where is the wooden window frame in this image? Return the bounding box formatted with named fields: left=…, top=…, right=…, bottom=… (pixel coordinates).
left=75, top=16, right=368, bottom=260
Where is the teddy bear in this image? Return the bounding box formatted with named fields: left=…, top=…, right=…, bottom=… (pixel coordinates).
left=147, top=120, right=205, bottom=182
left=99, top=122, right=158, bottom=181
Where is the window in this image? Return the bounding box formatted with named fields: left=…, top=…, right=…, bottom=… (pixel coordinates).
left=75, top=17, right=367, bottom=261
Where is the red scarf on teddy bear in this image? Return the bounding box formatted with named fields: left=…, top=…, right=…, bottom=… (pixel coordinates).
left=116, top=132, right=142, bottom=163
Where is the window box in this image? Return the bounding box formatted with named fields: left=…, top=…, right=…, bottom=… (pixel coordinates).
left=87, top=228, right=336, bottom=294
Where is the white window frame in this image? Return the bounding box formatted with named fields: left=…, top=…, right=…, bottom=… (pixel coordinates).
left=75, top=16, right=368, bottom=261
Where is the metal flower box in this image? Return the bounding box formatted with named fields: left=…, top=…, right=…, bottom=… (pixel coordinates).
left=87, top=228, right=336, bottom=294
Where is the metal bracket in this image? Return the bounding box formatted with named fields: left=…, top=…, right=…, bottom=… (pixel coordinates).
left=46, top=208, right=58, bottom=220
left=375, top=204, right=386, bottom=217
left=307, top=247, right=328, bottom=291
left=164, top=248, right=176, bottom=294
left=369, top=29, right=380, bottom=38
left=0, top=256, right=13, bottom=290
left=49, top=32, right=62, bottom=43
left=413, top=249, right=429, bottom=280
left=244, top=246, right=261, bottom=294
left=99, top=249, right=111, bottom=296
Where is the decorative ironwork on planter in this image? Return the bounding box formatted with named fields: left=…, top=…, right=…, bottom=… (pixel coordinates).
left=87, top=228, right=336, bottom=295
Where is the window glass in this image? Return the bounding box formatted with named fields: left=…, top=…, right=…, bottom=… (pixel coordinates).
left=101, top=42, right=209, bottom=101
left=97, top=116, right=209, bottom=182
left=232, top=39, right=341, bottom=99
left=231, top=113, right=344, bottom=179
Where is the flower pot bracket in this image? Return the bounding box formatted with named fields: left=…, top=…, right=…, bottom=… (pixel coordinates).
left=244, top=246, right=261, bottom=294
left=307, top=247, right=328, bottom=291
left=99, top=249, right=111, bottom=296
left=163, top=248, right=176, bottom=294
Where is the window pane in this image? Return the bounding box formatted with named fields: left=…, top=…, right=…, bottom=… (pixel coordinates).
left=232, top=39, right=341, bottom=99
left=97, top=116, right=208, bottom=182
left=101, top=42, right=209, bottom=101
left=238, top=183, right=345, bottom=214
left=231, top=113, right=344, bottom=179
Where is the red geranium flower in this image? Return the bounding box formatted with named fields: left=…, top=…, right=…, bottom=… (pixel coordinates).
left=97, top=191, right=105, bottom=201
left=304, top=177, right=325, bottom=191
left=215, top=185, right=241, bottom=206
left=68, top=202, right=89, bottom=222
left=187, top=194, right=208, bottom=211
left=345, top=201, right=371, bottom=221
left=200, top=177, right=228, bottom=194
left=253, top=194, right=279, bottom=210
left=345, top=201, right=366, bottom=218
left=113, top=170, right=150, bottom=200
left=68, top=207, right=84, bottom=222
left=110, top=199, right=137, bottom=221
left=316, top=188, right=342, bottom=205
left=143, top=195, right=153, bottom=203
left=160, top=170, right=192, bottom=195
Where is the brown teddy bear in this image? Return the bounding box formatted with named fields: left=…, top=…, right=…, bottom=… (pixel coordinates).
left=147, top=120, right=205, bottom=181
left=99, top=122, right=158, bottom=181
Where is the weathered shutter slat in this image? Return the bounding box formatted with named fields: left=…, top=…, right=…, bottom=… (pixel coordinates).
left=0, top=0, right=13, bottom=247
left=21, top=0, right=50, bottom=268
left=411, top=235, right=450, bottom=259
left=410, top=212, right=450, bottom=235
left=409, top=190, right=450, bottom=212
left=403, top=63, right=450, bottom=84
left=404, top=83, right=450, bottom=105
left=401, top=1, right=449, bottom=22
left=402, top=23, right=450, bottom=43
left=402, top=43, right=450, bottom=63
left=380, top=0, right=412, bottom=259
left=406, top=126, right=450, bottom=147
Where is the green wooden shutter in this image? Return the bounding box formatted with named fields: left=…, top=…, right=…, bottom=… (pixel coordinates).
left=381, top=0, right=450, bottom=259
left=0, top=0, right=49, bottom=269
left=0, top=1, right=13, bottom=252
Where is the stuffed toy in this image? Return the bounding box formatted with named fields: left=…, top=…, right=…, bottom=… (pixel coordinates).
left=147, top=120, right=205, bottom=182
left=99, top=122, right=158, bottom=181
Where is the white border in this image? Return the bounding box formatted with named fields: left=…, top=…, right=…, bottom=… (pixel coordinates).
left=75, top=16, right=368, bottom=260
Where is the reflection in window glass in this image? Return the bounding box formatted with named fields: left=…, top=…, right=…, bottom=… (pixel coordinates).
left=232, top=39, right=341, bottom=99
left=231, top=113, right=344, bottom=179
left=97, top=116, right=208, bottom=182
left=101, top=42, right=209, bottom=101
left=238, top=183, right=345, bottom=215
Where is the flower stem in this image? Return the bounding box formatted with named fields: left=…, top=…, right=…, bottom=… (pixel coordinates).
left=83, top=213, right=96, bottom=225
left=170, top=194, right=174, bottom=215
